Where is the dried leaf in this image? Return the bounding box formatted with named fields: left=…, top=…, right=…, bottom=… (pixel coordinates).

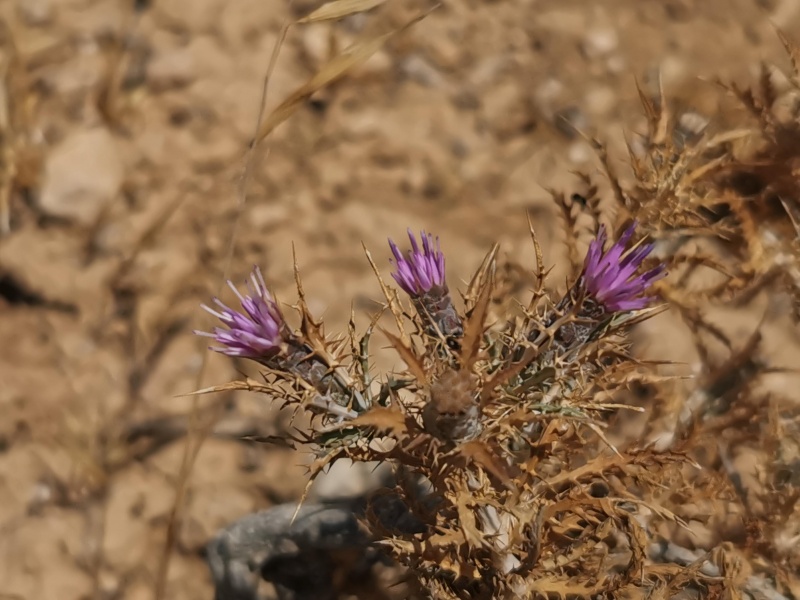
left=463, top=243, right=498, bottom=311
left=527, top=212, right=545, bottom=281
left=453, top=490, right=488, bottom=549
left=298, top=0, right=386, bottom=22
left=347, top=405, right=410, bottom=437
left=181, top=378, right=272, bottom=397
left=459, top=440, right=516, bottom=489
left=293, top=244, right=330, bottom=357
left=256, top=7, right=434, bottom=142
left=381, top=328, right=428, bottom=384
left=291, top=447, right=348, bottom=525
left=777, top=28, right=800, bottom=86
left=459, top=259, right=494, bottom=369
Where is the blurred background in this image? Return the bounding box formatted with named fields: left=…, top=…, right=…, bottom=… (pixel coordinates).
left=0, top=0, right=799, bottom=598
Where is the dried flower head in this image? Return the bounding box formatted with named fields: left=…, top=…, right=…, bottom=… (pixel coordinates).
left=422, top=369, right=482, bottom=443
left=582, top=221, right=666, bottom=312
left=195, top=266, right=284, bottom=360
left=389, top=229, right=447, bottom=297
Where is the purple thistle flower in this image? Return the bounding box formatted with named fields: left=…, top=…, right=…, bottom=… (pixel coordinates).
left=195, top=266, right=285, bottom=360
left=388, top=229, right=447, bottom=297
left=582, top=221, right=666, bottom=312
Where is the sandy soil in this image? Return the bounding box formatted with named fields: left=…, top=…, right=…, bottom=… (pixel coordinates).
left=0, top=0, right=799, bottom=598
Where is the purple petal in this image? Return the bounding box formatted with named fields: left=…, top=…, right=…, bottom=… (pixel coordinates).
left=195, top=266, right=284, bottom=360
left=581, top=222, right=665, bottom=313
left=388, top=229, right=447, bottom=297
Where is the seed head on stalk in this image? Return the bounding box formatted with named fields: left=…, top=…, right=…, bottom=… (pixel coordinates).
left=534, top=221, right=667, bottom=353
left=582, top=221, right=666, bottom=313
left=389, top=229, right=464, bottom=343
left=195, top=266, right=356, bottom=413
left=195, top=266, right=286, bottom=362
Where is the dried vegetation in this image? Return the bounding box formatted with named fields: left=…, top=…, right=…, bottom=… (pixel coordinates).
left=195, top=24, right=800, bottom=600
left=1, top=1, right=798, bottom=599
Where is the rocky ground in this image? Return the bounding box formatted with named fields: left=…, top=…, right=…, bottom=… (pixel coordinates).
left=0, top=0, right=799, bottom=598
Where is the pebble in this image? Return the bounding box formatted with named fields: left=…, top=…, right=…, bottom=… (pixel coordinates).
left=401, top=54, right=446, bottom=88
left=581, top=27, right=619, bottom=59
left=300, top=24, right=331, bottom=69
left=39, top=128, right=124, bottom=225
left=155, top=0, right=224, bottom=32
left=146, top=47, right=196, bottom=91
left=309, top=458, right=391, bottom=501
left=567, top=141, right=592, bottom=164
left=533, top=78, right=564, bottom=119
left=15, top=0, right=53, bottom=26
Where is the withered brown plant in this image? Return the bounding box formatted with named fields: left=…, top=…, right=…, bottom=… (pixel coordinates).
left=193, top=24, right=800, bottom=600
left=192, top=216, right=725, bottom=600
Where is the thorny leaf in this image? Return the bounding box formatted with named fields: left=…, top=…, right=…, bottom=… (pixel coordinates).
left=293, top=245, right=333, bottom=360
left=458, top=440, right=516, bottom=489
left=459, top=258, right=495, bottom=370
left=463, top=243, right=499, bottom=312
left=381, top=328, right=428, bottom=384
left=183, top=378, right=273, bottom=397
left=453, top=490, right=489, bottom=550
left=776, top=28, right=800, bottom=88
left=346, top=404, right=411, bottom=438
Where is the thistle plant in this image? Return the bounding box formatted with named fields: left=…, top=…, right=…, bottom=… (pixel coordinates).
left=193, top=220, right=687, bottom=600
left=195, top=40, right=800, bottom=598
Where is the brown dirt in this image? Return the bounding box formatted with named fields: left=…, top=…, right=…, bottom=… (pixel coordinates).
left=0, top=0, right=799, bottom=598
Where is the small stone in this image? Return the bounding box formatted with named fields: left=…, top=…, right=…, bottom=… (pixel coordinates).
left=568, top=142, right=592, bottom=165
left=533, top=78, right=564, bottom=119
left=606, top=54, right=627, bottom=75
left=536, top=8, right=588, bottom=35
left=155, top=0, right=224, bottom=32
left=401, top=54, right=445, bottom=88
left=16, top=0, right=53, bottom=26
left=146, top=47, right=195, bottom=91
left=39, top=128, right=124, bottom=225
left=660, top=56, right=688, bottom=87
left=300, top=24, right=331, bottom=69
left=356, top=49, right=392, bottom=76
left=482, top=82, right=532, bottom=140
left=427, top=32, right=461, bottom=69
left=451, top=87, right=481, bottom=111
left=309, top=459, right=391, bottom=501
left=207, top=503, right=370, bottom=600
left=249, top=202, right=289, bottom=230
left=582, top=27, right=619, bottom=59
left=674, top=112, right=709, bottom=147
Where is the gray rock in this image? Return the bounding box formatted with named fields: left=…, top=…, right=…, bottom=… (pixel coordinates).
left=206, top=502, right=373, bottom=600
